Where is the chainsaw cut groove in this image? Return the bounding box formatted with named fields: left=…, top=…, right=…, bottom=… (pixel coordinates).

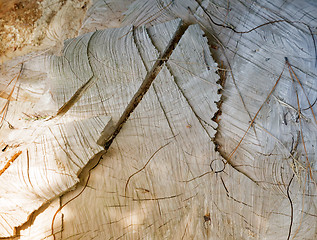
left=97, top=20, right=189, bottom=147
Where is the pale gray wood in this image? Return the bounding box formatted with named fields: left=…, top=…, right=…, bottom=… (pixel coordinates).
left=124, top=1, right=317, bottom=238
left=0, top=0, right=316, bottom=239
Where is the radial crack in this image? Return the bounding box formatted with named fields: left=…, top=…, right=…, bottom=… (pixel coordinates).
left=53, top=32, right=97, bottom=118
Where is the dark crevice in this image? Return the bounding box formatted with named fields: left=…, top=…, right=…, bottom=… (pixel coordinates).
left=194, top=3, right=260, bottom=139
left=13, top=188, right=63, bottom=239
left=201, top=27, right=259, bottom=185
left=97, top=20, right=189, bottom=147
left=286, top=174, right=295, bottom=240
left=201, top=29, right=227, bottom=149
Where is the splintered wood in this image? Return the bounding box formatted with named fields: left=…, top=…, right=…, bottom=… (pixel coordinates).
left=0, top=115, right=111, bottom=236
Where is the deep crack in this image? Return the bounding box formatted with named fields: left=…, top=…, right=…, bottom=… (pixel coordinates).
left=97, top=20, right=189, bottom=147
left=201, top=28, right=259, bottom=185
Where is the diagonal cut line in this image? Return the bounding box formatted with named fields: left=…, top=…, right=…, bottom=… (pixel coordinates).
left=97, top=20, right=189, bottom=147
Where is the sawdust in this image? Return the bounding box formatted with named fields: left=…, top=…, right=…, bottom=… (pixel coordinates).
left=0, top=0, right=90, bottom=63
left=0, top=0, right=43, bottom=61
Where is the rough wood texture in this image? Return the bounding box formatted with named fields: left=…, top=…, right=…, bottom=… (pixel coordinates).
left=125, top=1, right=317, bottom=239
left=0, top=113, right=110, bottom=236
left=0, top=0, right=316, bottom=239
left=54, top=21, right=223, bottom=240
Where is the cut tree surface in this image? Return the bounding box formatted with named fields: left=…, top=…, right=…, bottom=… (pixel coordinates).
left=0, top=0, right=316, bottom=239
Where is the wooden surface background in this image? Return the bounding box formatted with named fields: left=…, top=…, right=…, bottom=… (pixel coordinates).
left=0, top=0, right=316, bottom=239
